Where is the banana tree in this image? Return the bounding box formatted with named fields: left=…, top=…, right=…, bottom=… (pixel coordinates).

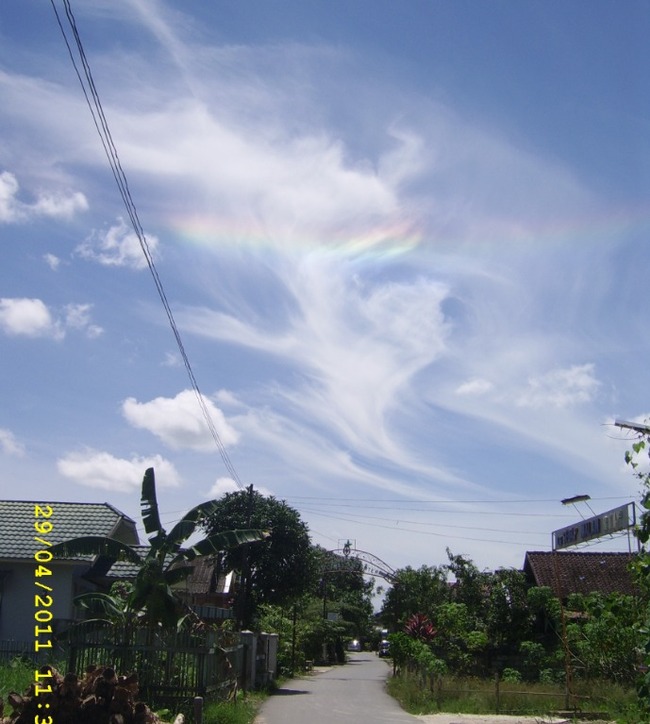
left=51, top=467, right=268, bottom=629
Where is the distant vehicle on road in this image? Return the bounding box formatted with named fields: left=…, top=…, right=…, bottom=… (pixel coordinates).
left=378, top=639, right=390, bottom=657
left=347, top=639, right=361, bottom=652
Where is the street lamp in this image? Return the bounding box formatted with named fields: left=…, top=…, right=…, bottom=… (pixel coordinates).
left=561, top=494, right=595, bottom=518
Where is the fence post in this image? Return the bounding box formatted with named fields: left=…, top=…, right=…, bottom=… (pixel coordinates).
left=564, top=678, right=570, bottom=710
left=494, top=672, right=500, bottom=714
left=240, top=631, right=256, bottom=691
left=193, top=696, right=203, bottom=724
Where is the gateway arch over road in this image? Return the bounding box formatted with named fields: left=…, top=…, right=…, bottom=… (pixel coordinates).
left=326, top=543, right=397, bottom=584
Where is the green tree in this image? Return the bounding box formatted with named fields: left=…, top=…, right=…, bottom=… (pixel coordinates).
left=565, top=592, right=640, bottom=685
left=484, top=568, right=532, bottom=653
left=446, top=549, right=487, bottom=626
left=202, top=489, right=318, bottom=629
left=381, top=564, right=449, bottom=630
left=52, top=467, right=267, bottom=629
left=314, top=546, right=374, bottom=640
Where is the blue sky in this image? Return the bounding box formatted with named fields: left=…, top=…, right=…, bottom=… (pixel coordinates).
left=1, top=0, right=648, bottom=579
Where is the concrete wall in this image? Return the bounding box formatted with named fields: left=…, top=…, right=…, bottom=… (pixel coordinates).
left=0, top=561, right=84, bottom=646
left=239, top=630, right=278, bottom=690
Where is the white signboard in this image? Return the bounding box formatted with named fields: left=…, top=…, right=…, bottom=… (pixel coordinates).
left=552, top=502, right=634, bottom=550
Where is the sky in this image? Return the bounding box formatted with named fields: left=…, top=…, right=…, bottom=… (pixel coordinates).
left=1, top=0, right=649, bottom=587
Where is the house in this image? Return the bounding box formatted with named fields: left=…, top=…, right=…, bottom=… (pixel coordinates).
left=174, top=556, right=236, bottom=622
left=0, top=500, right=139, bottom=647
left=523, top=550, right=639, bottom=599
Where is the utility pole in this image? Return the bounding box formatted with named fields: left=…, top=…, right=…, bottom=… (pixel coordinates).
left=238, top=484, right=255, bottom=629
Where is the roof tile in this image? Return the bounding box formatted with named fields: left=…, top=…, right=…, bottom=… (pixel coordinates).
left=0, top=500, right=137, bottom=561
left=523, top=550, right=638, bottom=597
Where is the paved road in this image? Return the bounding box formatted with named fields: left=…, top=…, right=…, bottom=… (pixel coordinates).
left=254, top=652, right=418, bottom=724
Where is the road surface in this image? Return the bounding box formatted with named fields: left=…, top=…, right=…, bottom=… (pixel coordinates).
left=254, top=652, right=580, bottom=724
left=254, top=652, right=417, bottom=724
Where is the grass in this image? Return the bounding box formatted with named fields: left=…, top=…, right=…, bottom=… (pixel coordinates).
left=203, top=690, right=269, bottom=724
left=203, top=697, right=258, bottom=724
left=387, top=672, right=641, bottom=723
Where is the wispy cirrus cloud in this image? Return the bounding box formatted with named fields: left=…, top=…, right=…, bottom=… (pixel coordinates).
left=0, top=428, right=25, bottom=457
left=516, top=364, right=601, bottom=409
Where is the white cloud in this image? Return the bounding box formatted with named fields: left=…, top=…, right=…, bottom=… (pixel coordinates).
left=456, top=378, right=494, bottom=396
left=43, top=254, right=62, bottom=271
left=516, top=364, right=600, bottom=409
left=179, top=268, right=451, bottom=468
left=0, top=171, right=21, bottom=223
left=31, top=190, right=88, bottom=219
left=0, top=298, right=102, bottom=340
left=0, top=171, right=87, bottom=223
left=162, top=352, right=181, bottom=367
left=57, top=450, right=181, bottom=492
left=207, top=477, right=240, bottom=498
left=0, top=298, right=63, bottom=339
left=64, top=303, right=104, bottom=339
left=122, top=389, right=240, bottom=451
left=76, top=218, right=158, bottom=270
left=0, top=428, right=25, bottom=457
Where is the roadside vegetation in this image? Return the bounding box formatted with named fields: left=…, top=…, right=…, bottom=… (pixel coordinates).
left=378, top=427, right=650, bottom=723
left=380, top=556, right=644, bottom=722
left=387, top=673, right=639, bottom=722
left=203, top=692, right=266, bottom=724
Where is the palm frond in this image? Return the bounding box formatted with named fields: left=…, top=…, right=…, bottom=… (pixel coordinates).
left=73, top=592, right=125, bottom=618
left=172, top=529, right=268, bottom=565
left=50, top=536, right=144, bottom=563
left=140, top=467, right=166, bottom=544
left=165, top=499, right=223, bottom=549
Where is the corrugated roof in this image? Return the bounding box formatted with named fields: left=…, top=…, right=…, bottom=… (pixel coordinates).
left=523, top=550, right=639, bottom=597
left=0, top=500, right=138, bottom=561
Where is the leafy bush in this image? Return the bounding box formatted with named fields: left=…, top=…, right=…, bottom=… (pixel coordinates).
left=0, top=659, right=34, bottom=700
left=404, top=613, right=437, bottom=642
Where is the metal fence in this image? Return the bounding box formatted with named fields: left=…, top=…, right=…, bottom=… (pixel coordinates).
left=65, top=626, right=243, bottom=710
left=0, top=627, right=276, bottom=713
left=0, top=639, right=67, bottom=665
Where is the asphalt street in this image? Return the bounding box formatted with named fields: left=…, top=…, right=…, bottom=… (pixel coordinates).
left=254, top=651, right=418, bottom=724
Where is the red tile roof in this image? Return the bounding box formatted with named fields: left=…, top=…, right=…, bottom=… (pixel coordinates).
left=523, top=551, right=639, bottom=597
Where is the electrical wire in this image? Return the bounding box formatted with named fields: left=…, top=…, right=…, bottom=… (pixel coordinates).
left=49, top=0, right=244, bottom=489
left=298, top=507, right=548, bottom=547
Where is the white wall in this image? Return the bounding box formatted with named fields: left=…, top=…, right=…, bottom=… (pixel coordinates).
left=1, top=561, right=80, bottom=645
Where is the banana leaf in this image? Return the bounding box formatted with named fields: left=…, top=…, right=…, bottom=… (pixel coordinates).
left=50, top=536, right=144, bottom=563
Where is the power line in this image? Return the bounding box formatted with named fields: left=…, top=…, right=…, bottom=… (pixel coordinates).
left=286, top=495, right=630, bottom=505
left=299, top=507, right=547, bottom=548
left=49, top=0, right=244, bottom=489
left=295, top=506, right=551, bottom=535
